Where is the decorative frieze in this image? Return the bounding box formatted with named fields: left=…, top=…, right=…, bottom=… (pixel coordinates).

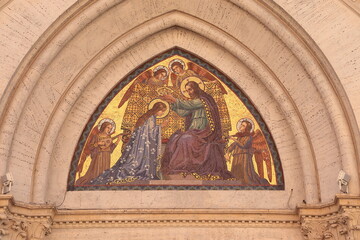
left=0, top=212, right=51, bottom=240
left=300, top=196, right=360, bottom=240
left=301, top=213, right=351, bottom=239
left=0, top=197, right=53, bottom=240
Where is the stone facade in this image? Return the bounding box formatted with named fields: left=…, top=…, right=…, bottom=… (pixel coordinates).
left=0, top=0, right=360, bottom=239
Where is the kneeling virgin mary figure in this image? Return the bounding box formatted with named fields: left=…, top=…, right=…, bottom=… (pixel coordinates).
left=90, top=101, right=168, bottom=184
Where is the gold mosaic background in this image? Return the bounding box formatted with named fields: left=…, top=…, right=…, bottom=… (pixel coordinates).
left=76, top=55, right=276, bottom=185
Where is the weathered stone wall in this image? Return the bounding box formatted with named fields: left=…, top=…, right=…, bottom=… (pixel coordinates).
left=0, top=0, right=359, bottom=239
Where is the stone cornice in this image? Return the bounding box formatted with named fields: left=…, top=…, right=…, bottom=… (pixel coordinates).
left=52, top=209, right=300, bottom=228
left=1, top=194, right=360, bottom=240
left=298, top=194, right=360, bottom=217
left=0, top=195, right=55, bottom=219
left=1, top=195, right=299, bottom=228
left=2, top=194, right=360, bottom=239
left=1, top=194, right=359, bottom=229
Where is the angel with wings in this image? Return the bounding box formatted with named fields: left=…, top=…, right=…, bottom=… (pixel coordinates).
left=252, top=129, right=273, bottom=182
left=226, top=118, right=271, bottom=185
left=117, top=65, right=170, bottom=109
left=75, top=118, right=124, bottom=185
left=118, top=65, right=185, bottom=141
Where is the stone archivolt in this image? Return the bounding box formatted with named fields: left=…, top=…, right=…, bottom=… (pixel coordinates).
left=0, top=0, right=360, bottom=239
left=1, top=195, right=360, bottom=239
left=1, top=0, right=359, bottom=208
left=341, top=0, right=360, bottom=15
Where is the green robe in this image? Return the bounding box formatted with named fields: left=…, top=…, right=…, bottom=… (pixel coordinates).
left=171, top=99, right=208, bottom=130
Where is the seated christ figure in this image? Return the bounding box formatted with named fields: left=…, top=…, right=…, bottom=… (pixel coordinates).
left=160, top=80, right=233, bottom=180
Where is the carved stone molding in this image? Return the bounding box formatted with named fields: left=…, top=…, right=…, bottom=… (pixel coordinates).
left=299, top=195, right=360, bottom=240
left=343, top=206, right=360, bottom=240
left=1, top=194, right=360, bottom=239
left=0, top=210, right=52, bottom=240
left=341, top=0, right=360, bottom=15
left=301, top=213, right=351, bottom=240
left=0, top=196, right=53, bottom=240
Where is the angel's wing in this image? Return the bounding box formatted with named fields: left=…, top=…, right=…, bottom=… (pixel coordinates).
left=170, top=72, right=177, bottom=87
left=187, top=62, right=215, bottom=81
left=187, top=62, right=227, bottom=94
left=77, top=127, right=99, bottom=175
left=252, top=129, right=273, bottom=182
left=118, top=70, right=152, bottom=108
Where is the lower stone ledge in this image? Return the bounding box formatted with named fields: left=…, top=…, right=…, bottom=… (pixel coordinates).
left=1, top=194, right=360, bottom=239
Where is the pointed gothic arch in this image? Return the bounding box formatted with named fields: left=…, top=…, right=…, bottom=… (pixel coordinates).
left=0, top=0, right=357, bottom=210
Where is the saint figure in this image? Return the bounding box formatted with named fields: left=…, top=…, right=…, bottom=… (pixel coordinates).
left=169, top=59, right=231, bottom=137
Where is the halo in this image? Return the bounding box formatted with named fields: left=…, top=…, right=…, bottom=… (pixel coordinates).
left=148, top=99, right=170, bottom=119
left=153, top=65, right=169, bottom=79
left=169, top=58, right=186, bottom=73
left=180, top=77, right=205, bottom=98
left=236, top=118, right=255, bottom=133
left=98, top=118, right=116, bottom=134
